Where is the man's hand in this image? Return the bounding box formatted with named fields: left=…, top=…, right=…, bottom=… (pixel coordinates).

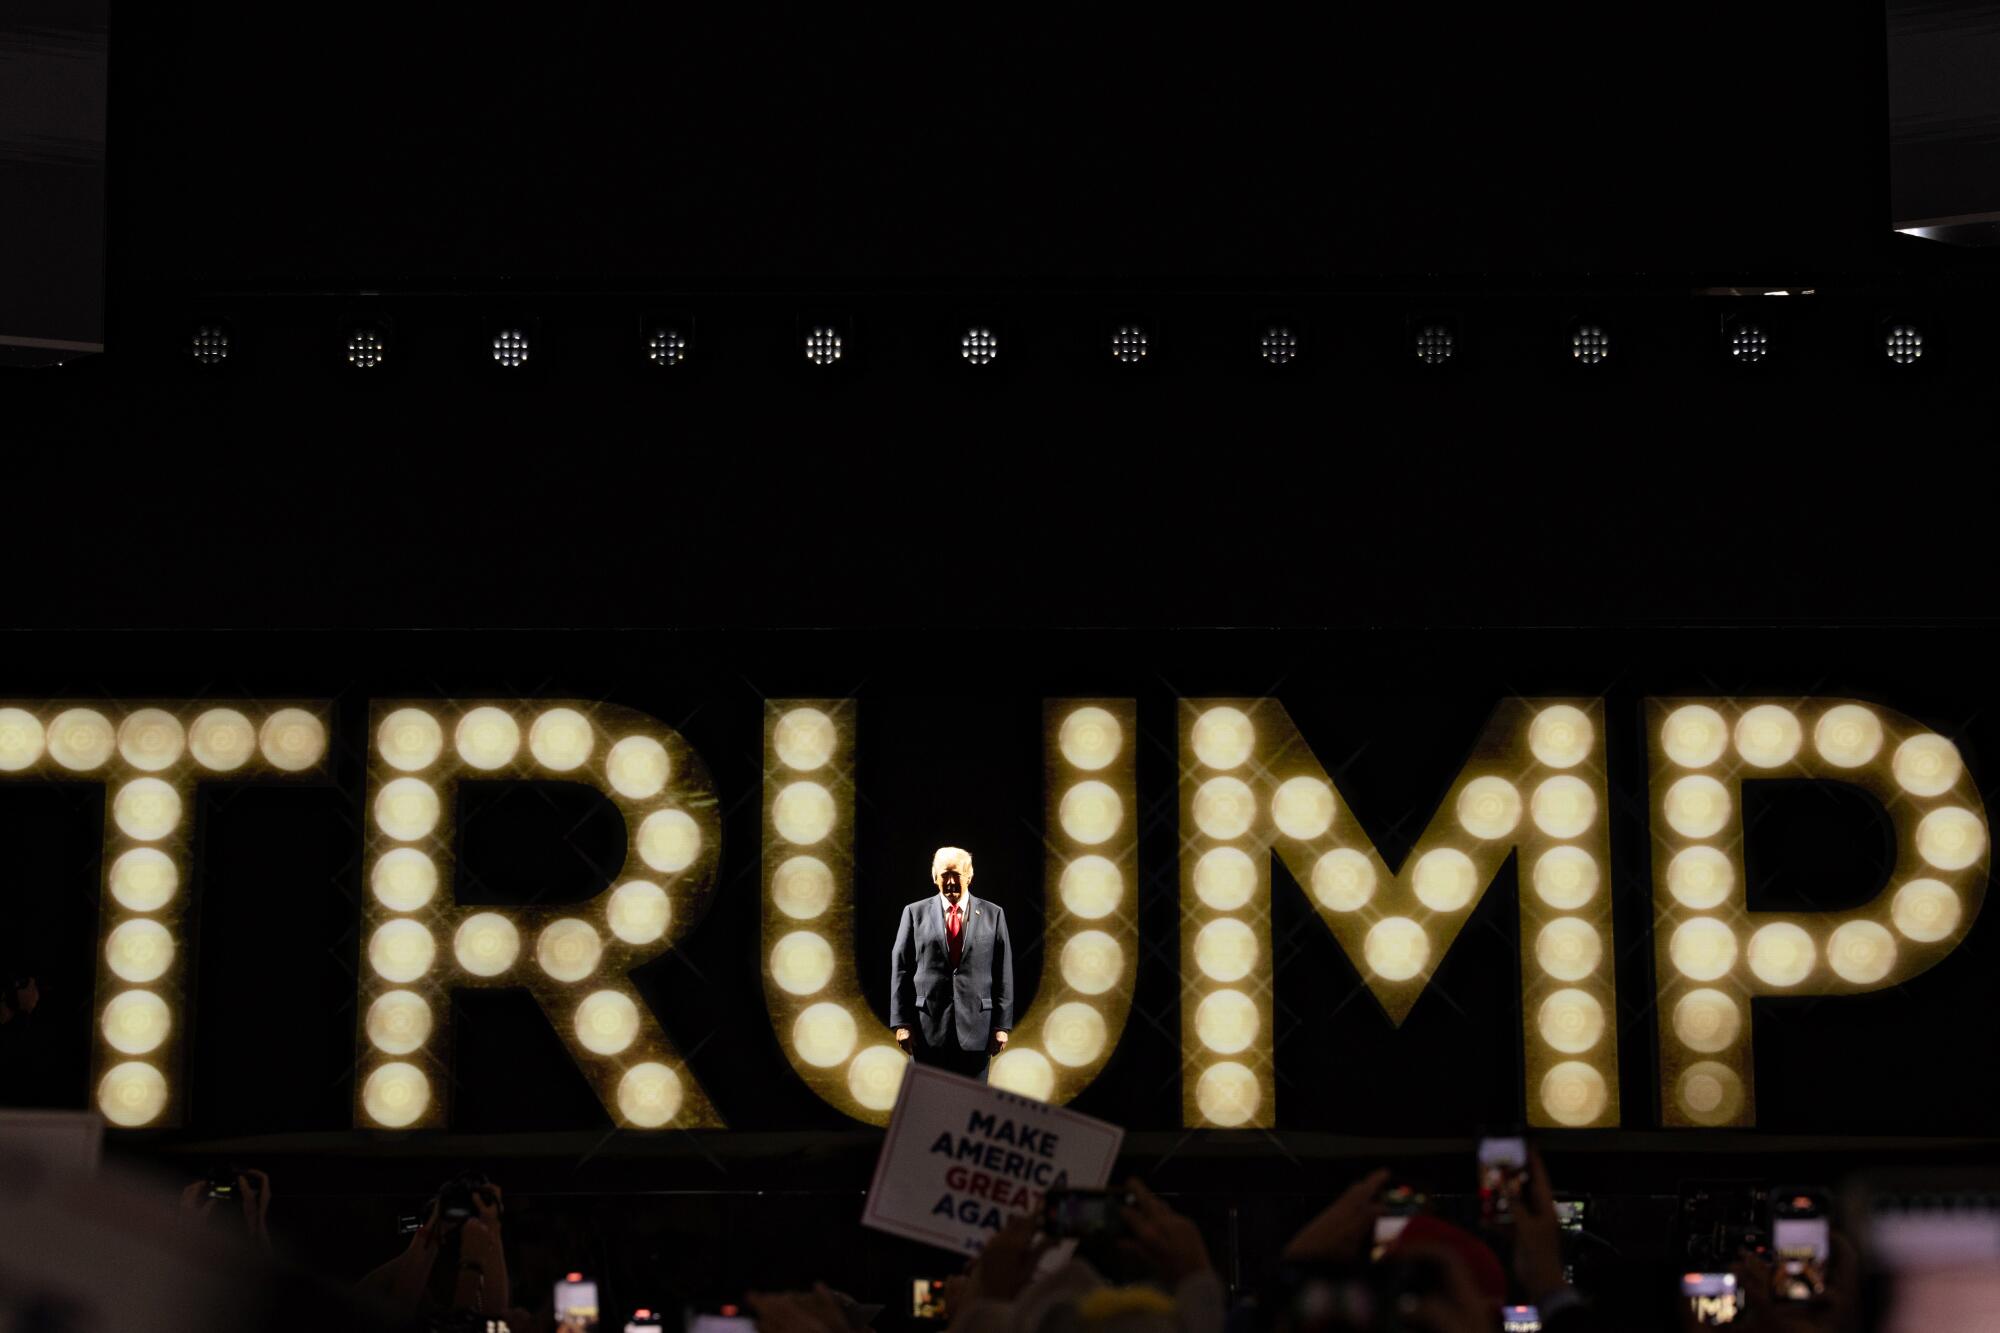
left=1511, top=1149, right=1567, bottom=1305
left=1282, top=1167, right=1391, bottom=1265
left=179, top=1180, right=219, bottom=1221
left=895, top=1027, right=912, bottom=1054
left=965, top=1212, right=1050, bottom=1302
left=987, top=1030, right=1008, bottom=1056
left=238, top=1169, right=273, bottom=1250
left=1117, top=1179, right=1212, bottom=1285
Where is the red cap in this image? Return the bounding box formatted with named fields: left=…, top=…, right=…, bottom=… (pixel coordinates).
left=1387, top=1213, right=1508, bottom=1302
left=566, top=1273, right=583, bottom=1283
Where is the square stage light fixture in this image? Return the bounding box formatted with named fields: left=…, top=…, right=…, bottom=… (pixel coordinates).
left=1109, top=320, right=1154, bottom=367
left=1407, top=314, right=1462, bottom=370
left=342, top=322, right=392, bottom=372
left=641, top=314, right=695, bottom=371
left=188, top=319, right=233, bottom=368
left=795, top=312, right=855, bottom=375
left=1565, top=317, right=1613, bottom=369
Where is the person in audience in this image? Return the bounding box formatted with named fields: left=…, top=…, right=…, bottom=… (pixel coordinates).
left=357, top=1172, right=537, bottom=1333
left=179, top=1167, right=275, bottom=1254
left=0, top=970, right=49, bottom=1107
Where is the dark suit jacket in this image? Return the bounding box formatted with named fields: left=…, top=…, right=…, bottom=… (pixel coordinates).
left=890, top=892, right=1013, bottom=1051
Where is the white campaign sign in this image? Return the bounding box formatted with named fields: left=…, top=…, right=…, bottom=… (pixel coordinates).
left=861, top=1064, right=1125, bottom=1256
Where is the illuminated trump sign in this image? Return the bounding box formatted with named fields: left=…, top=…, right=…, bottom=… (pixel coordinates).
left=0, top=693, right=1983, bottom=1133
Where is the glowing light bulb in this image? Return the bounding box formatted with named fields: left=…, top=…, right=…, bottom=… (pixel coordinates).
left=772, top=856, right=834, bottom=920
left=1734, top=704, right=1803, bottom=768
left=1412, top=848, right=1478, bottom=912
left=1191, top=919, right=1255, bottom=984
left=109, top=847, right=179, bottom=912
left=1916, top=806, right=1986, bottom=871
left=1195, top=847, right=1258, bottom=911
left=48, top=708, right=114, bottom=771
left=774, top=708, right=838, bottom=771
left=1661, top=705, right=1727, bottom=769
left=366, top=990, right=433, bottom=1055
left=1530, top=776, right=1597, bottom=839
left=607, top=880, right=672, bottom=944
left=106, top=919, right=174, bottom=983
left=1455, top=777, right=1521, bottom=840
left=1663, top=775, right=1730, bottom=839
left=792, top=1002, right=857, bottom=1068
left=0, top=707, right=45, bottom=770
left=362, top=1062, right=430, bottom=1128
left=1061, top=930, right=1125, bottom=994
left=372, top=848, right=438, bottom=911
left=1891, top=878, right=1961, bottom=943
left=1195, top=989, right=1259, bottom=1054
left=1893, top=734, right=1963, bottom=798
left=1191, top=707, right=1255, bottom=770
left=1677, top=1061, right=1743, bottom=1125
left=989, top=1048, right=1055, bottom=1101
left=617, top=1062, right=683, bottom=1127
left=772, top=782, right=835, bottom=844
left=770, top=930, right=836, bottom=995
left=1531, top=846, right=1599, bottom=910
left=1059, top=856, right=1122, bottom=919
left=98, top=1061, right=169, bottom=1127
left=1827, top=919, right=1895, bottom=984
left=574, top=990, right=641, bottom=1055
left=1536, top=918, right=1602, bottom=981
left=259, top=708, right=327, bottom=772
left=1193, top=777, right=1255, bottom=840
left=101, top=989, right=172, bottom=1055
left=606, top=735, right=672, bottom=799
left=188, top=709, right=255, bottom=771
left=1669, top=918, right=1738, bottom=981
left=537, top=918, right=603, bottom=983
left=1059, top=780, right=1123, bottom=845
left=1529, top=705, right=1594, bottom=768
left=1364, top=917, right=1429, bottom=982
left=1540, top=1062, right=1608, bottom=1127
left=638, top=808, right=703, bottom=872
left=1058, top=707, right=1123, bottom=771
left=1671, top=988, right=1740, bottom=1053
left=369, top=920, right=436, bottom=984
left=375, top=777, right=441, bottom=842
left=1813, top=705, right=1882, bottom=769
left=113, top=778, right=182, bottom=841
left=1744, top=922, right=1815, bottom=986
left=1195, top=1062, right=1261, bottom=1127
left=1536, top=988, right=1604, bottom=1054
left=1666, top=846, right=1734, bottom=910
left=1044, top=1001, right=1109, bottom=1066
left=454, top=912, right=521, bottom=978
left=848, top=1044, right=908, bottom=1111
left=529, top=707, right=595, bottom=772
left=1311, top=848, right=1375, bottom=913
left=1270, top=776, right=1337, bottom=840
left=455, top=707, right=521, bottom=770
left=378, top=709, right=444, bottom=772
left=117, top=709, right=185, bottom=771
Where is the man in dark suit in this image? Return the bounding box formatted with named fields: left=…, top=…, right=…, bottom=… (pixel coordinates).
left=890, top=846, right=1013, bottom=1081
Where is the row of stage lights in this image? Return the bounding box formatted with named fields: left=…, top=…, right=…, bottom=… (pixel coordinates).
left=177, top=314, right=1939, bottom=371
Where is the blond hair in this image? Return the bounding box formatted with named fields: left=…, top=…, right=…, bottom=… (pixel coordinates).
left=931, top=846, right=975, bottom=888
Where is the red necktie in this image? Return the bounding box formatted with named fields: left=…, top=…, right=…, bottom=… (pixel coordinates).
left=947, top=903, right=963, bottom=966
